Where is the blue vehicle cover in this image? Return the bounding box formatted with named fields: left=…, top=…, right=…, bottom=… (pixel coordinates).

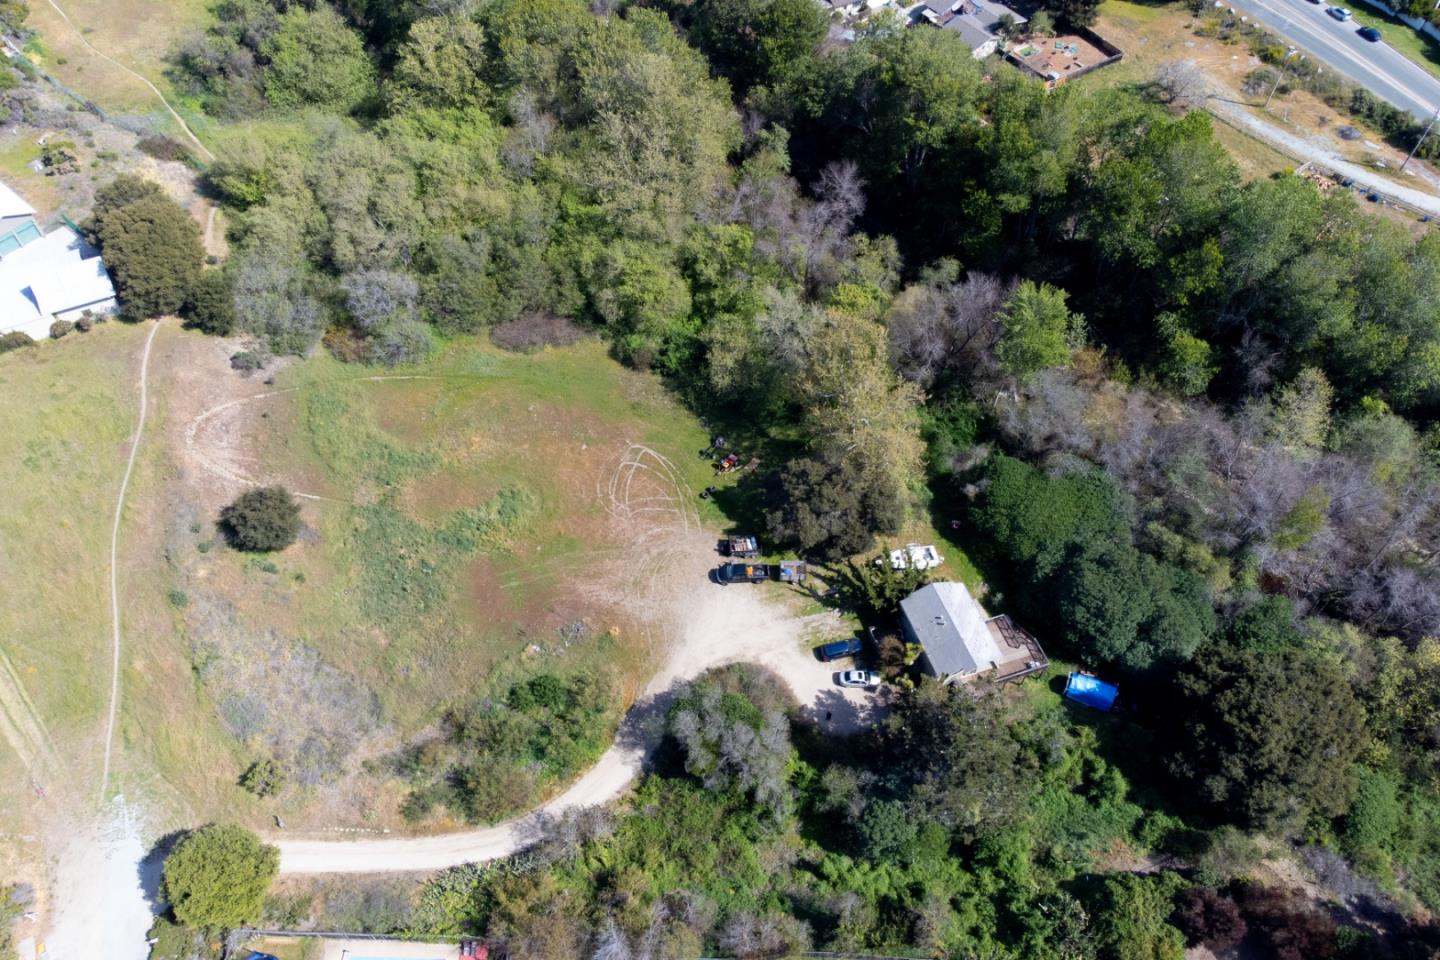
left=1064, top=672, right=1118, bottom=711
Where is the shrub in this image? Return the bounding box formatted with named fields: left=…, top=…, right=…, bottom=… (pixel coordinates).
left=1091, top=872, right=1188, bottom=960
left=84, top=176, right=204, bottom=318
left=239, top=758, right=285, bottom=798
left=1237, top=885, right=1337, bottom=960
left=1173, top=887, right=1247, bottom=950
left=230, top=350, right=265, bottom=374
left=48, top=320, right=73, bottom=339
left=490, top=313, right=585, bottom=353
left=0, top=331, right=33, bottom=353
left=858, top=798, right=918, bottom=861
left=160, top=824, right=279, bottom=932
left=136, top=135, right=188, bottom=163
left=220, top=487, right=301, bottom=552
left=74, top=313, right=94, bottom=332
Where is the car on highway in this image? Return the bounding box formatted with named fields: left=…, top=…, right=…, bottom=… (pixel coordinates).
left=1328, top=6, right=1352, bottom=18
left=1358, top=25, right=1382, bottom=40
left=817, top=637, right=863, bottom=662
left=836, top=670, right=881, bottom=689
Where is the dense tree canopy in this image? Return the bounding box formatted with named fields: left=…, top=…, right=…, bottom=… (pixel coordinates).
left=150, top=0, right=1440, bottom=946
left=84, top=175, right=203, bottom=318
left=1169, top=648, right=1366, bottom=830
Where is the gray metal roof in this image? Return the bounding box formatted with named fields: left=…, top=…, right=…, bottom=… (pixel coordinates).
left=901, top=582, right=1004, bottom=677
left=942, top=15, right=996, bottom=49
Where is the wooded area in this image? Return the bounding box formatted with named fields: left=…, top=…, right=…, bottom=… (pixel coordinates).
left=103, top=0, right=1440, bottom=955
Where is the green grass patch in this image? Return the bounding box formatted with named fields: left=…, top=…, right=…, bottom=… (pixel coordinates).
left=350, top=488, right=536, bottom=632
left=0, top=325, right=141, bottom=737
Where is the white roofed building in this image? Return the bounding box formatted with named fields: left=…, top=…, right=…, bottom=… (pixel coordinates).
left=0, top=223, right=118, bottom=340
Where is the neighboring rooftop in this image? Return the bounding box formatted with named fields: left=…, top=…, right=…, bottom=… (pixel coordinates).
left=0, top=179, right=36, bottom=222
left=902, top=581, right=1002, bottom=677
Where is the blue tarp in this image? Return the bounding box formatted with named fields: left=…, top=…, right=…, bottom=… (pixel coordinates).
left=1064, top=672, right=1118, bottom=711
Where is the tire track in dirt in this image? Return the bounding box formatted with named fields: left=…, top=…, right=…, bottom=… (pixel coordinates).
left=0, top=648, right=59, bottom=778
left=183, top=376, right=451, bottom=503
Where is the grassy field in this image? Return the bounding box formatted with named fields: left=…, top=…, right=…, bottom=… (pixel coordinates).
left=120, top=334, right=741, bottom=826
left=0, top=323, right=146, bottom=813
left=0, top=323, right=985, bottom=829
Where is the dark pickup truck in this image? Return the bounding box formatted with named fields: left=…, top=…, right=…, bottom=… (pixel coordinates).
left=717, top=562, right=771, bottom=584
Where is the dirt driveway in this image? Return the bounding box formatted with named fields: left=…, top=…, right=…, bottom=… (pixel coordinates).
left=277, top=451, right=883, bottom=875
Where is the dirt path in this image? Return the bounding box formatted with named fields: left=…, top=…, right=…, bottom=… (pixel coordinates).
left=44, top=799, right=152, bottom=960
left=38, top=0, right=215, bottom=163
left=278, top=571, right=871, bottom=874
left=1206, top=98, right=1440, bottom=215
left=98, top=319, right=162, bottom=805
left=183, top=374, right=458, bottom=503
left=277, top=447, right=877, bottom=875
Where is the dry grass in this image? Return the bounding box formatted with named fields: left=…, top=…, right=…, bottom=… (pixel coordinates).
left=23, top=0, right=210, bottom=120
left=0, top=323, right=149, bottom=811
left=1206, top=113, right=1295, bottom=177
left=120, top=333, right=731, bottom=830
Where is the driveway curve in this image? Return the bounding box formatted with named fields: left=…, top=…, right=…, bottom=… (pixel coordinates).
left=277, top=532, right=881, bottom=874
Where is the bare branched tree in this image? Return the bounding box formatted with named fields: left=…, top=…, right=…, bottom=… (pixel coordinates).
left=1151, top=59, right=1207, bottom=109
left=889, top=271, right=1015, bottom=387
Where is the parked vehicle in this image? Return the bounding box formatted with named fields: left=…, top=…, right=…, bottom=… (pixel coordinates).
left=717, top=562, right=769, bottom=584
left=881, top=543, right=945, bottom=571
left=817, top=637, right=864, bottom=661
left=721, top=535, right=760, bottom=558
left=1064, top=672, right=1119, bottom=711
left=837, top=670, right=881, bottom=689
left=1358, top=25, right=1381, bottom=40
left=1328, top=6, right=1352, bottom=19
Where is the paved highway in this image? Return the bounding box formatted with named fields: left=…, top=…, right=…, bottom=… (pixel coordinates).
left=1226, top=0, right=1440, bottom=119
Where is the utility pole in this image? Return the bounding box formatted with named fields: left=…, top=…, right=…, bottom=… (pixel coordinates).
left=1401, top=105, right=1440, bottom=173
left=1264, top=48, right=1299, bottom=109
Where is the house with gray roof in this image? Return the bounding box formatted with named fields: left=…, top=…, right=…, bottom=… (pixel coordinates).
left=901, top=0, right=1027, bottom=58
left=900, top=581, right=1047, bottom=684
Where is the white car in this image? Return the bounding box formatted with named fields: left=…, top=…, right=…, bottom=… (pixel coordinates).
left=837, top=670, right=881, bottom=689
left=883, top=543, right=944, bottom=571
left=1327, top=6, right=1352, bottom=19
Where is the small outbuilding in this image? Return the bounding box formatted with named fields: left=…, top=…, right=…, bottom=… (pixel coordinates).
left=899, top=581, right=1048, bottom=684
